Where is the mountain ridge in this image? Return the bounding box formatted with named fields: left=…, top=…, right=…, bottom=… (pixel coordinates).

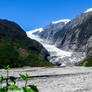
left=28, top=8, right=92, bottom=66
left=0, top=19, right=52, bottom=68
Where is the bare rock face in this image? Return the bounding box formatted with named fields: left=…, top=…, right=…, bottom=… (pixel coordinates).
left=27, top=9, right=92, bottom=66
left=32, top=11, right=92, bottom=53
left=54, top=12, right=92, bottom=53
left=38, top=19, right=70, bottom=44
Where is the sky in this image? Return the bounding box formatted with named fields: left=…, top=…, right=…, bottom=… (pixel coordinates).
left=0, top=0, right=92, bottom=31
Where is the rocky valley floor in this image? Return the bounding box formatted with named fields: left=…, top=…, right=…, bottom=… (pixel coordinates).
left=0, top=66, right=92, bottom=92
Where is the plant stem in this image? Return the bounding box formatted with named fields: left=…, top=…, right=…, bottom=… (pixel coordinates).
left=6, top=71, right=8, bottom=86
left=6, top=70, right=9, bottom=92
left=25, top=80, right=28, bottom=87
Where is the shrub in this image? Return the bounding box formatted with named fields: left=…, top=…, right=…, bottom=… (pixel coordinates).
left=0, top=65, right=39, bottom=92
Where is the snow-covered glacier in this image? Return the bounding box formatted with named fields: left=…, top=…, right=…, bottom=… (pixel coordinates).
left=26, top=31, right=86, bottom=66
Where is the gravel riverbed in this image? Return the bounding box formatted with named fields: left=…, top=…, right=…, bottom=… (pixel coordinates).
left=0, top=66, right=92, bottom=92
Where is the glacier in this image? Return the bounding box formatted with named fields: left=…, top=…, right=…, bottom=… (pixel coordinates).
left=26, top=31, right=86, bottom=66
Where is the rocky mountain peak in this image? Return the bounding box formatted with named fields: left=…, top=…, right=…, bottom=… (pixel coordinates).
left=84, top=8, right=92, bottom=13
left=51, top=19, right=70, bottom=24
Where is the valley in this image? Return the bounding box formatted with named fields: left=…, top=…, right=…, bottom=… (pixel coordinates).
left=0, top=7, right=92, bottom=92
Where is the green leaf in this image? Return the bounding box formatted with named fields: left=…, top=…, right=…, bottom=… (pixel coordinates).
left=22, top=87, right=34, bottom=92
left=4, top=65, right=10, bottom=72
left=29, top=84, right=39, bottom=92
left=9, top=76, right=16, bottom=84
left=8, top=84, right=20, bottom=90
left=26, top=73, right=30, bottom=77
left=7, top=65, right=10, bottom=72
left=20, top=74, right=27, bottom=80
left=0, top=88, right=4, bottom=92
left=0, top=76, right=3, bottom=82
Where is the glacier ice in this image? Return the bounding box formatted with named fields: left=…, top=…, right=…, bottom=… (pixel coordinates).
left=26, top=32, right=86, bottom=66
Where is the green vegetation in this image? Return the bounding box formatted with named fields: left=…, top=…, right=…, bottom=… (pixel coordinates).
left=0, top=39, right=52, bottom=68
left=0, top=65, right=39, bottom=92
left=76, top=50, right=92, bottom=67
left=76, top=57, right=92, bottom=67
left=0, top=19, right=53, bottom=68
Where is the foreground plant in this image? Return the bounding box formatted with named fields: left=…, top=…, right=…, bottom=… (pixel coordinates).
left=20, top=73, right=39, bottom=92
left=0, top=65, right=39, bottom=92
left=0, top=65, right=20, bottom=92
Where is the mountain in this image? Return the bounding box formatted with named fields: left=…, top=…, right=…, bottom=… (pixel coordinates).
left=29, top=8, right=92, bottom=66
left=52, top=9, right=92, bottom=66
left=35, top=9, right=92, bottom=53
left=84, top=8, right=92, bottom=13
left=29, top=28, right=43, bottom=35
left=35, top=19, right=70, bottom=44
left=54, top=10, right=92, bottom=53
left=0, top=19, right=52, bottom=68
left=27, top=19, right=85, bottom=66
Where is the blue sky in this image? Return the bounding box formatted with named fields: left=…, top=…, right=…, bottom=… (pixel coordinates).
left=0, top=0, right=92, bottom=31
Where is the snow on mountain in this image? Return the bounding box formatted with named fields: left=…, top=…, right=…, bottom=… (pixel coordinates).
left=52, top=19, right=70, bottom=24
left=26, top=28, right=43, bottom=36
left=38, top=19, right=71, bottom=44
left=84, top=8, right=92, bottom=13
